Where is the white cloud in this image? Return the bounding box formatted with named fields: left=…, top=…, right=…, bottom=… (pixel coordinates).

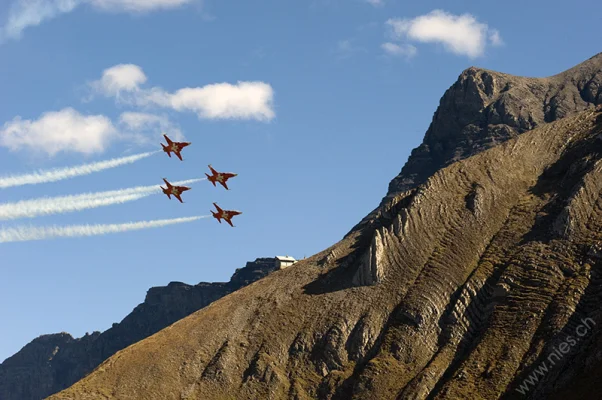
left=0, top=108, right=180, bottom=156
left=0, top=108, right=117, bottom=156
left=1, top=0, right=195, bottom=41
left=0, top=62, right=272, bottom=156
left=147, top=83, right=275, bottom=121
left=118, top=112, right=166, bottom=131
left=365, top=0, right=384, bottom=7
left=91, top=64, right=147, bottom=97
left=118, top=112, right=184, bottom=143
left=381, top=42, right=417, bottom=58
left=88, top=0, right=193, bottom=13
left=489, top=28, right=503, bottom=46
left=335, top=39, right=367, bottom=59
left=2, top=0, right=80, bottom=40
left=89, top=64, right=276, bottom=121
left=385, top=10, right=502, bottom=58
left=338, top=40, right=353, bottom=53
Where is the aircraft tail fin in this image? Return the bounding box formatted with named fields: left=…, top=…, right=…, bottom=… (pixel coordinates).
left=206, top=174, right=216, bottom=186
left=213, top=203, right=223, bottom=213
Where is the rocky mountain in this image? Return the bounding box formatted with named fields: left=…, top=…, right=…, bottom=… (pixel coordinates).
left=47, top=106, right=602, bottom=400
left=2, top=53, right=600, bottom=400
left=352, top=52, right=602, bottom=233
left=45, top=53, right=602, bottom=400
left=0, top=258, right=280, bottom=400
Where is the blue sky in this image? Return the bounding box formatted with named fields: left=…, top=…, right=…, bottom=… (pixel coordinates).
left=0, top=0, right=600, bottom=363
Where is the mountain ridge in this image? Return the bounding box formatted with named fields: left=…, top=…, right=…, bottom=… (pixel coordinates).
left=349, top=52, right=602, bottom=237
left=45, top=54, right=602, bottom=400
left=0, top=258, right=280, bottom=400
left=368, top=53, right=602, bottom=219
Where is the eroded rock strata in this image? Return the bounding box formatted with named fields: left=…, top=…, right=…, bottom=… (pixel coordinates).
left=50, top=105, right=602, bottom=400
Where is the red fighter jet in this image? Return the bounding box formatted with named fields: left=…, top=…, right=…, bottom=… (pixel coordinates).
left=211, top=203, right=242, bottom=227
left=161, top=134, right=191, bottom=161
left=206, top=165, right=237, bottom=190
left=160, top=178, right=190, bottom=203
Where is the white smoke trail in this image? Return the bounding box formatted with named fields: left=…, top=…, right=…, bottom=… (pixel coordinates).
left=0, top=178, right=205, bottom=220
left=0, top=151, right=160, bottom=189
left=0, top=216, right=210, bottom=243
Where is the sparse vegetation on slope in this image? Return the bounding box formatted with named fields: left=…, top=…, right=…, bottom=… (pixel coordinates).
left=49, top=105, right=602, bottom=399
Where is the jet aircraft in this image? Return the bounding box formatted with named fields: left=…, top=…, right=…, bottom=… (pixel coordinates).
left=160, top=178, right=190, bottom=203
left=211, top=202, right=242, bottom=227
left=206, top=165, right=237, bottom=190
left=161, top=134, right=191, bottom=161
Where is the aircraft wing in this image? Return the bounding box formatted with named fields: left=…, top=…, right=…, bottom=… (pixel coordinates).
left=175, top=152, right=183, bottom=161
left=163, top=134, right=173, bottom=145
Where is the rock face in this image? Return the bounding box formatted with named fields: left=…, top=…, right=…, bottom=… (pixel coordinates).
left=388, top=53, right=602, bottom=196
left=351, top=52, right=602, bottom=234
left=46, top=55, right=602, bottom=400
left=0, top=258, right=279, bottom=400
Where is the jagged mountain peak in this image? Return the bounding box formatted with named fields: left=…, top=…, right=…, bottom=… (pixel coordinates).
left=346, top=54, right=602, bottom=238
left=397, top=52, right=601, bottom=188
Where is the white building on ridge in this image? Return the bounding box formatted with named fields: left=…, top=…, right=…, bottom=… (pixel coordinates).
left=275, top=256, right=297, bottom=269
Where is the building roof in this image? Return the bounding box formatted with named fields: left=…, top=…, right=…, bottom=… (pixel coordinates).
left=275, top=256, right=296, bottom=262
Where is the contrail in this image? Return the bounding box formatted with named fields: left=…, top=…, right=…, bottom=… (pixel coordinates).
left=0, top=151, right=160, bottom=189
left=0, top=178, right=205, bottom=220
left=0, top=216, right=210, bottom=243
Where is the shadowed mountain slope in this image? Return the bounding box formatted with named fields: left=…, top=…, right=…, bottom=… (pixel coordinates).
left=49, top=94, right=602, bottom=400
left=0, top=258, right=279, bottom=400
